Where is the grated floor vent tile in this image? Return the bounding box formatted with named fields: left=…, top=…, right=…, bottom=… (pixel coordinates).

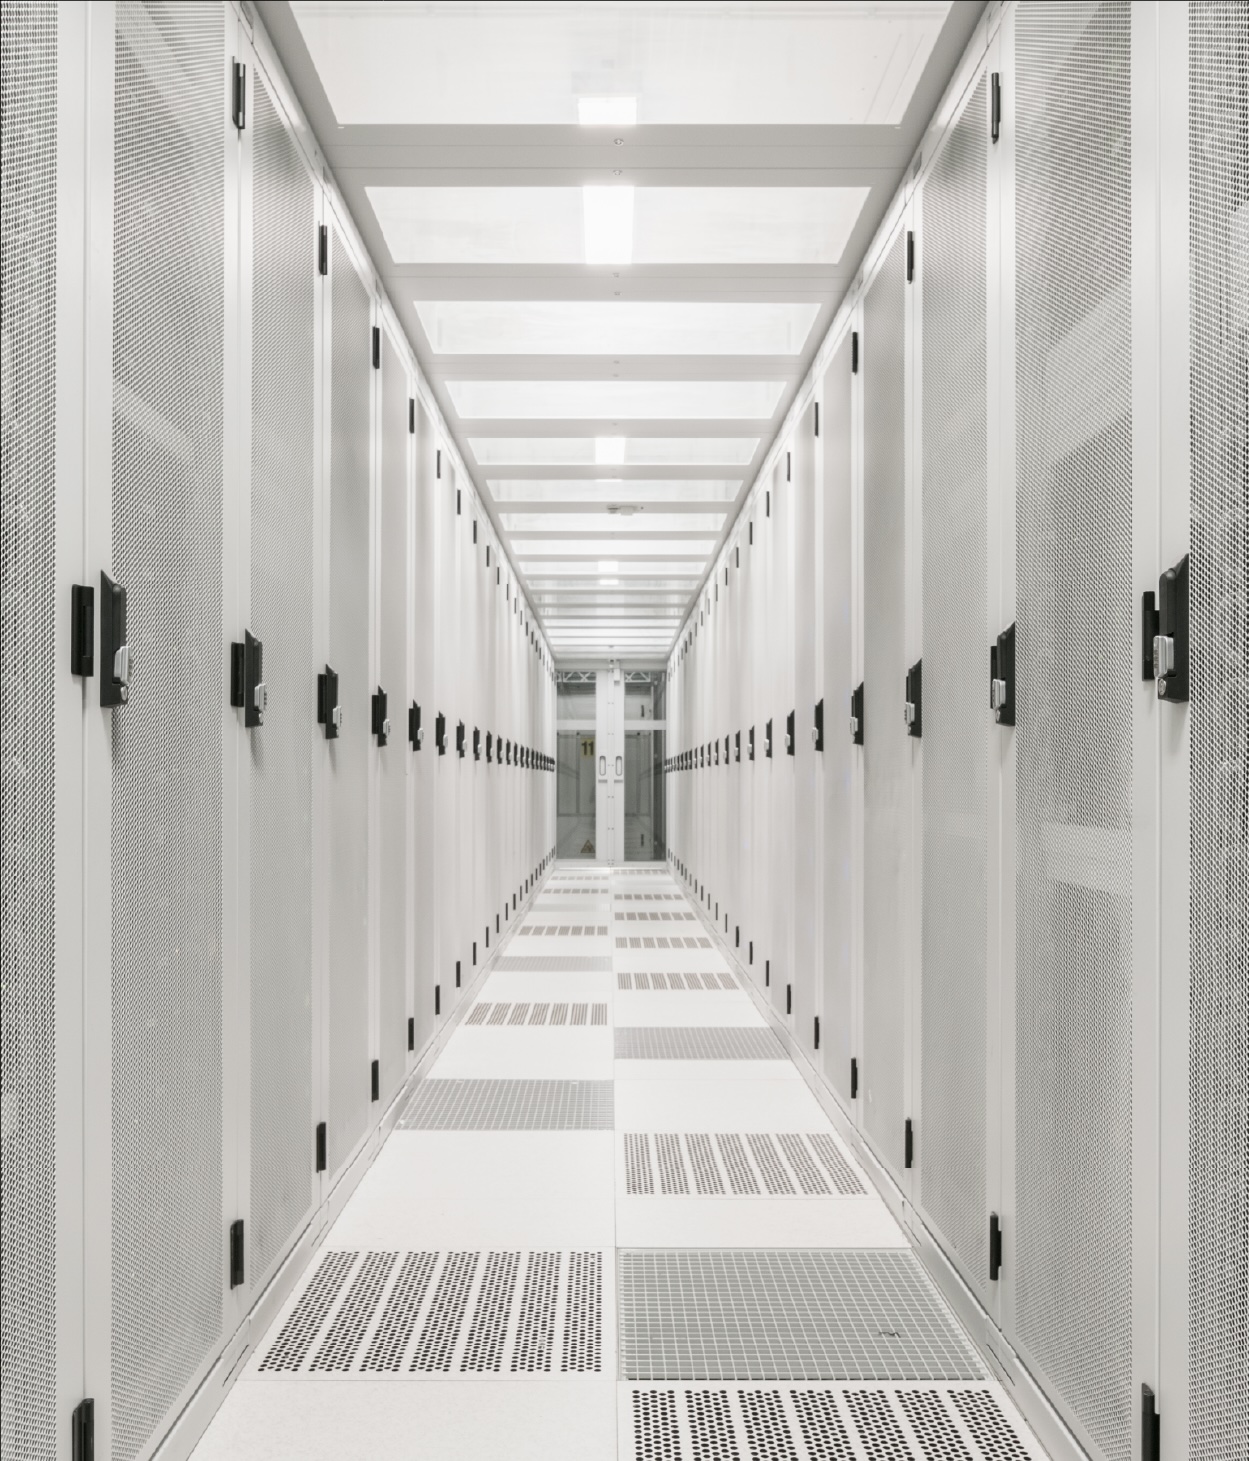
left=464, top=1000, right=608, bottom=1028
left=625, top=1387, right=1040, bottom=1461
left=748, top=1134, right=796, bottom=1194
left=624, top=1133, right=866, bottom=1199
left=616, top=1027, right=785, bottom=1061
left=398, top=1079, right=613, bottom=1130
left=618, top=1251, right=985, bottom=1381
left=617, top=971, right=736, bottom=991
left=496, top=955, right=613, bottom=972
left=518, top=924, right=608, bottom=937
left=258, top=1250, right=604, bottom=1378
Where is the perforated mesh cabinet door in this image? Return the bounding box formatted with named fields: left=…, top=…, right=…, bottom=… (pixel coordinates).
left=248, top=67, right=316, bottom=1290
left=411, top=400, right=437, bottom=1056
left=326, top=224, right=372, bottom=1176
left=919, top=74, right=990, bottom=1292
left=110, top=4, right=226, bottom=1455
left=820, top=334, right=855, bottom=1103
left=378, top=328, right=409, bottom=1107
left=861, top=225, right=909, bottom=1177
left=0, top=5, right=58, bottom=1457
left=1187, top=3, right=1249, bottom=1453
left=1014, top=5, right=1134, bottom=1458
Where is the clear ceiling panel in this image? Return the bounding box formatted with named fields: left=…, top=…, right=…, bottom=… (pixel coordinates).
left=488, top=480, right=742, bottom=502
left=513, top=538, right=717, bottom=556
left=447, top=379, right=783, bottom=419
left=415, top=300, right=820, bottom=355
left=470, top=437, right=757, bottom=465
left=294, top=3, right=950, bottom=126
left=500, top=513, right=725, bottom=533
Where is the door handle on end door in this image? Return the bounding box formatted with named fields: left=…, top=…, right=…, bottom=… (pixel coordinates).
left=615, top=755, right=623, bottom=778
left=599, top=755, right=607, bottom=778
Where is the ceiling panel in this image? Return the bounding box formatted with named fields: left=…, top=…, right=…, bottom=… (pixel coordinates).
left=446, top=379, right=784, bottom=419
left=469, top=437, right=758, bottom=466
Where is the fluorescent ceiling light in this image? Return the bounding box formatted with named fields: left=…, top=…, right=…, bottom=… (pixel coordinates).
left=578, top=96, right=636, bottom=126
left=470, top=437, right=757, bottom=466
left=600, top=577, right=620, bottom=587
left=370, top=185, right=865, bottom=265
left=595, top=437, right=625, bottom=465
left=446, top=380, right=783, bottom=420
left=583, top=186, right=633, bottom=265
left=414, top=300, right=820, bottom=357
left=598, top=560, right=619, bottom=573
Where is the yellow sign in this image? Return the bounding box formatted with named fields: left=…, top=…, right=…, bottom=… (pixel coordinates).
left=581, top=737, right=595, bottom=758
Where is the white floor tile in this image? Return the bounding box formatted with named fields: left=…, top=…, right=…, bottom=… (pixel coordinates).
left=613, top=1058, right=800, bottom=1082
left=432, top=1028, right=614, bottom=1080
left=615, top=1078, right=829, bottom=1129
left=480, top=972, right=614, bottom=1002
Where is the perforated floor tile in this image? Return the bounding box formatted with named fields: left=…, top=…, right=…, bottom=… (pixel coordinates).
left=398, top=1080, right=613, bottom=1130
left=616, top=1027, right=786, bottom=1061
left=619, top=1384, right=1048, bottom=1460
left=621, top=1133, right=867, bottom=1197
left=617, top=1250, right=984, bottom=1381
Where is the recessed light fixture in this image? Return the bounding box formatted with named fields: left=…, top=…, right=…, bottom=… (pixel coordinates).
left=600, top=577, right=620, bottom=586
left=578, top=97, right=636, bottom=127
left=583, top=186, right=634, bottom=265
left=595, top=436, right=625, bottom=465
left=598, top=560, right=619, bottom=573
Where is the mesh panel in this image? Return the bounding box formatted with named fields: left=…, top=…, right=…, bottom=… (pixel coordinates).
left=1014, top=5, right=1133, bottom=1457
left=1188, top=5, right=1249, bottom=1455
left=378, top=331, right=408, bottom=1107
left=110, top=5, right=226, bottom=1456
left=861, top=225, right=909, bottom=1174
left=326, top=225, right=372, bottom=1175
left=0, top=5, right=57, bottom=1458
left=919, top=74, right=989, bottom=1292
left=248, top=70, right=315, bottom=1290
left=820, top=334, right=854, bottom=1102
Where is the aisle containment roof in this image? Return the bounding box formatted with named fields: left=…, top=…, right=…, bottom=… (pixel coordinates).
left=259, top=0, right=984, bottom=661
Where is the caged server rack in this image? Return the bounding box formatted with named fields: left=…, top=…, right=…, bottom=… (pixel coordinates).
left=664, top=5, right=1246, bottom=1461
left=1, top=4, right=556, bottom=1459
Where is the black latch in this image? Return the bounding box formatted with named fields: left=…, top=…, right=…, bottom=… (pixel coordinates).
left=409, top=700, right=422, bottom=749
left=370, top=1058, right=380, bottom=1102
left=786, top=983, right=792, bottom=1014
left=1141, top=1384, right=1160, bottom=1461
left=408, top=1017, right=415, bottom=1052
left=735, top=730, right=741, bottom=763
left=372, top=687, right=390, bottom=745
left=989, top=1211, right=1003, bottom=1281
left=906, top=228, right=915, bottom=282
left=786, top=709, right=795, bottom=756
left=434, top=984, right=441, bottom=1016
left=315, top=1121, right=326, bottom=1172
left=851, top=330, right=860, bottom=374
left=318, top=223, right=328, bottom=276
left=229, top=1218, right=245, bottom=1289
left=506, top=738, right=512, bottom=765
left=473, top=726, right=481, bottom=760
left=72, top=1398, right=94, bottom=1461
left=748, top=726, right=755, bottom=761
left=814, top=698, right=824, bottom=752
left=850, top=1057, right=859, bottom=1099
left=371, top=325, right=381, bottom=369
left=714, top=739, right=720, bottom=766
left=765, top=718, right=773, bottom=758
left=904, top=659, right=922, bottom=737
left=317, top=665, right=341, bottom=739
left=991, top=623, right=1015, bottom=725
left=904, top=1118, right=914, bottom=1169
left=231, top=59, right=246, bottom=130
left=1150, top=552, right=1190, bottom=701
left=409, top=397, right=416, bottom=434
left=850, top=682, right=864, bottom=744
left=456, top=720, right=466, bottom=757
left=990, top=72, right=1002, bottom=144
left=435, top=711, right=446, bottom=754
left=487, top=730, right=494, bottom=763
left=71, top=584, right=95, bottom=676
left=724, top=735, right=730, bottom=767
left=99, top=571, right=129, bottom=707
left=231, top=630, right=266, bottom=728
left=813, top=1015, right=820, bottom=1049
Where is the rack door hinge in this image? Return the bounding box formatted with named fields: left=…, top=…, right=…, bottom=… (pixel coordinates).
left=71, top=583, right=95, bottom=677
left=906, top=229, right=915, bottom=282
left=99, top=571, right=130, bottom=707
left=370, top=1059, right=380, bottom=1102
left=315, top=1120, right=327, bottom=1172
left=72, top=1398, right=94, bottom=1461
left=850, top=682, right=864, bottom=745
left=372, top=686, right=390, bottom=745
left=317, top=665, right=341, bottom=739
left=989, top=1211, right=1003, bottom=1281
left=229, top=1218, right=245, bottom=1289
left=904, top=1118, right=914, bottom=1169
left=991, top=623, right=1016, bottom=725
left=231, top=59, right=246, bottom=130
left=904, top=659, right=922, bottom=737
left=231, top=629, right=266, bottom=727
left=813, top=698, right=824, bottom=752
left=850, top=1057, right=859, bottom=1099
left=1141, top=1384, right=1160, bottom=1461
left=990, top=72, right=1002, bottom=144
left=1149, top=552, right=1190, bottom=701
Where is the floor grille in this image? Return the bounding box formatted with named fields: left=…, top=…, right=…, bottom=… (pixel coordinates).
left=617, top=936, right=713, bottom=950
left=616, top=1027, right=785, bottom=1061
left=619, top=971, right=737, bottom=991
left=626, top=1386, right=1044, bottom=1460
left=496, top=955, right=613, bottom=972
left=258, top=1249, right=603, bottom=1377
left=617, top=911, right=697, bottom=922
left=624, top=1133, right=866, bottom=1197
left=517, top=924, right=609, bottom=937
left=464, top=1001, right=608, bottom=1028
left=397, top=1079, right=613, bottom=1130
left=617, top=1251, right=984, bottom=1381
